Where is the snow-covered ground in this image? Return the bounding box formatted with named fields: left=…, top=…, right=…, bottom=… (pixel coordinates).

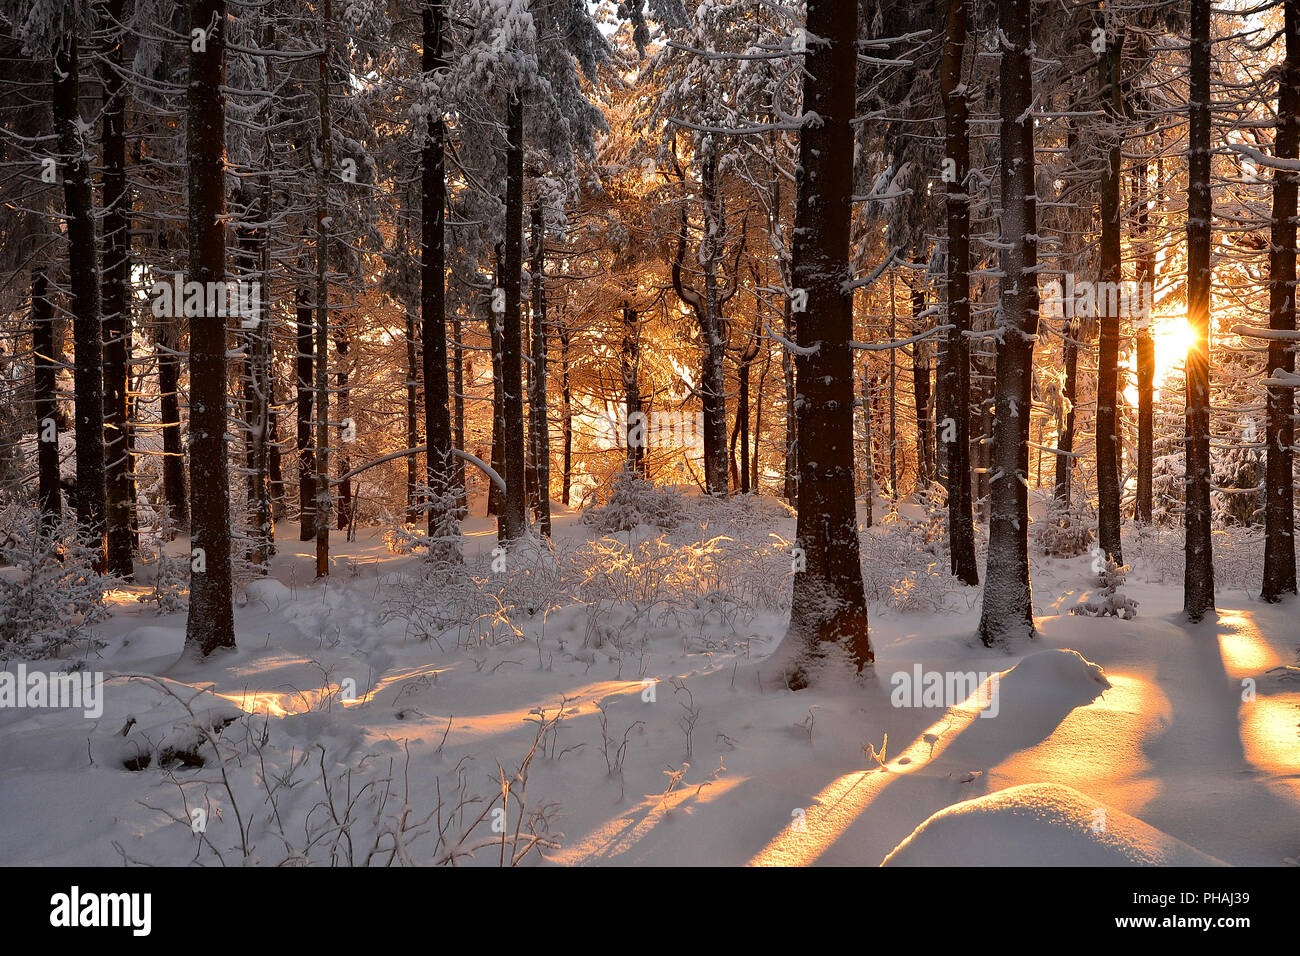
left=1, top=492, right=1296, bottom=866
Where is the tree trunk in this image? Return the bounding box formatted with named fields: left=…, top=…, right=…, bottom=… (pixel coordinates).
left=940, top=0, right=979, bottom=584
left=888, top=270, right=898, bottom=504
left=1055, top=322, right=1080, bottom=506
left=1134, top=126, right=1156, bottom=524
left=1184, top=0, right=1216, bottom=620
left=776, top=0, right=871, bottom=687
left=1262, top=0, right=1300, bottom=601
left=296, top=288, right=316, bottom=539
left=498, top=89, right=528, bottom=543
left=54, top=32, right=106, bottom=560
left=158, top=318, right=187, bottom=533
left=418, top=0, right=460, bottom=554
left=488, top=252, right=505, bottom=517
left=185, top=0, right=235, bottom=654
left=452, top=311, right=466, bottom=515
left=783, top=294, right=797, bottom=504
left=978, top=0, right=1039, bottom=645
left=314, top=0, right=333, bottom=578
left=33, top=270, right=61, bottom=528
left=1096, top=24, right=1124, bottom=563
left=559, top=315, right=572, bottom=505
left=100, top=0, right=133, bottom=579
left=530, top=201, right=552, bottom=535
left=406, top=307, right=420, bottom=525
left=334, top=319, right=351, bottom=533
left=622, top=303, right=644, bottom=475
left=911, top=264, right=933, bottom=490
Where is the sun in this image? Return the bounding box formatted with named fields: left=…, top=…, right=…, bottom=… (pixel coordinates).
left=1151, top=312, right=1195, bottom=389
left=1124, top=310, right=1194, bottom=405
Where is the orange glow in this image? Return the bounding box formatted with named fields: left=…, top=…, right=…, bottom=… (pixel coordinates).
left=747, top=676, right=996, bottom=867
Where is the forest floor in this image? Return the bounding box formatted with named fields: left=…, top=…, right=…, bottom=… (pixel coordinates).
left=1, top=490, right=1297, bottom=866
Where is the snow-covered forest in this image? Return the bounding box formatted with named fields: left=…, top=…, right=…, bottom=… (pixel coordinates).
left=0, top=0, right=1296, bottom=879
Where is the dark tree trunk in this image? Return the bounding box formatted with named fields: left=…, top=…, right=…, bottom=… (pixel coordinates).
left=185, top=0, right=235, bottom=654
left=157, top=320, right=187, bottom=532
left=100, top=0, right=133, bottom=579
left=314, top=0, right=333, bottom=578
left=738, top=350, right=753, bottom=493
left=33, top=270, right=61, bottom=528
left=911, top=268, right=933, bottom=490
left=406, top=308, right=420, bottom=525
left=268, top=395, right=285, bottom=521
left=671, top=151, right=729, bottom=497
left=1185, top=0, right=1216, bottom=620
left=236, top=189, right=271, bottom=564
left=940, top=0, right=979, bottom=584
left=529, top=201, right=551, bottom=535
left=776, top=0, right=871, bottom=687
left=488, top=252, right=505, bottom=517
left=54, top=32, right=106, bottom=559
left=1055, top=322, right=1080, bottom=505
left=296, top=288, right=316, bottom=540
left=1134, top=147, right=1156, bottom=525
left=452, top=312, right=466, bottom=515
left=1263, top=0, right=1300, bottom=601
left=978, top=0, right=1039, bottom=645
left=621, top=303, right=644, bottom=475
left=498, top=89, right=528, bottom=543
left=559, top=315, right=572, bottom=505
left=1096, top=25, right=1124, bottom=563
left=783, top=295, right=797, bottom=504
left=421, top=0, right=459, bottom=556
left=334, top=320, right=351, bottom=533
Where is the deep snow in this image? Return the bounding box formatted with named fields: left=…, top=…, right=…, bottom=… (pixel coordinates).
left=1, top=492, right=1296, bottom=866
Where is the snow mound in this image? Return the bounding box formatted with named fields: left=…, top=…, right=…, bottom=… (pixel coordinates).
left=1012, top=647, right=1110, bottom=687
left=882, top=783, right=1227, bottom=866
left=244, top=578, right=292, bottom=611
left=115, top=625, right=185, bottom=672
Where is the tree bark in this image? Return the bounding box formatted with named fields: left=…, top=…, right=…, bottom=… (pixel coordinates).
left=314, top=0, right=333, bottom=577
left=1096, top=22, right=1125, bottom=563
left=978, top=0, right=1039, bottom=645
left=776, top=0, right=872, bottom=687
left=1184, top=0, right=1216, bottom=620
left=406, top=306, right=420, bottom=525
left=32, top=270, right=61, bottom=528
left=185, top=0, right=236, bottom=654
left=54, top=32, right=106, bottom=560
left=100, top=0, right=133, bottom=579
left=940, top=0, right=979, bottom=584
left=296, top=288, right=316, bottom=539
left=421, top=0, right=459, bottom=556
left=498, top=89, right=528, bottom=542
left=1262, top=0, right=1300, bottom=601
left=530, top=201, right=551, bottom=535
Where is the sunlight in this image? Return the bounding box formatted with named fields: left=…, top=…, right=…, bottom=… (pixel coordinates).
left=747, top=676, right=996, bottom=866
left=1126, top=309, right=1195, bottom=406
left=1152, top=312, right=1195, bottom=389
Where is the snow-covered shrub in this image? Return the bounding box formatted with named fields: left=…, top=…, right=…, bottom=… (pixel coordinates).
left=860, top=510, right=965, bottom=613
left=1212, top=438, right=1263, bottom=527
left=1033, top=506, right=1095, bottom=557
left=1071, top=556, right=1138, bottom=619
left=582, top=470, right=682, bottom=533
left=384, top=522, right=420, bottom=554
left=137, top=504, right=188, bottom=614
left=0, top=501, right=109, bottom=659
